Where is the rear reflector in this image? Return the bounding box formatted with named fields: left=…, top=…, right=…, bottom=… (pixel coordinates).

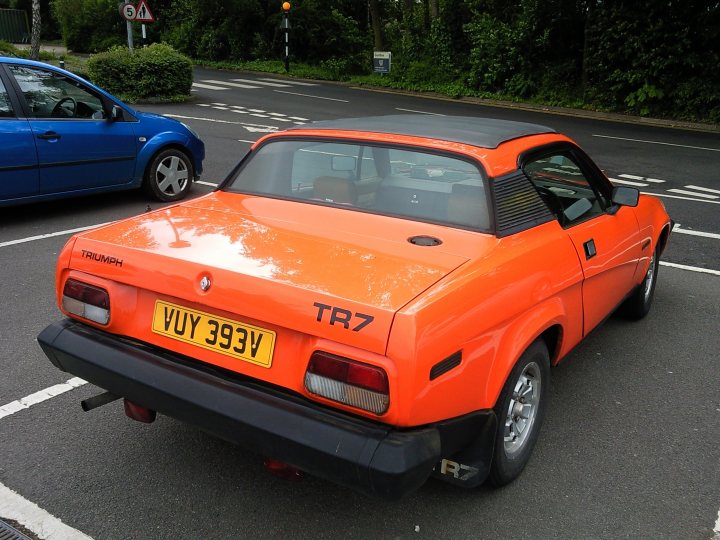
left=62, top=279, right=110, bottom=324
left=305, top=352, right=389, bottom=414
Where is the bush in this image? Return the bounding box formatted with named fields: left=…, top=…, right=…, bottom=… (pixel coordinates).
left=87, top=43, right=192, bottom=102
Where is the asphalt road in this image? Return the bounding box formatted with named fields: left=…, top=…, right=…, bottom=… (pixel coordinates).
left=1, top=67, right=719, bottom=540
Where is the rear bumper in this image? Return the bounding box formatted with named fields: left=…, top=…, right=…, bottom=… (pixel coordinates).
left=38, top=319, right=495, bottom=498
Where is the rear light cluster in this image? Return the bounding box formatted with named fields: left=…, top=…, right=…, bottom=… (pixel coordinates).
left=62, top=279, right=110, bottom=324
left=304, top=351, right=389, bottom=415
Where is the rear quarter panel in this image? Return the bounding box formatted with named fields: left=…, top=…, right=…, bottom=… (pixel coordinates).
left=387, top=220, right=585, bottom=426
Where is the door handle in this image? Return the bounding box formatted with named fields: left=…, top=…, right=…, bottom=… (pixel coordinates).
left=37, top=131, right=61, bottom=140
left=583, top=239, right=597, bottom=259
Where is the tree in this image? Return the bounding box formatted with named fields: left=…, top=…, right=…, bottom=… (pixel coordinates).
left=30, top=0, right=40, bottom=59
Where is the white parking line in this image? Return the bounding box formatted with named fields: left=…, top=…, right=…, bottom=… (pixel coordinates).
left=618, top=174, right=665, bottom=184
left=0, top=223, right=111, bottom=249
left=643, top=192, right=720, bottom=205
left=685, top=185, right=720, bottom=195
left=0, top=483, right=94, bottom=540
left=0, top=377, right=86, bottom=420
left=231, top=78, right=290, bottom=88
left=714, top=508, right=720, bottom=539
left=259, top=78, right=317, bottom=86
left=660, top=262, right=720, bottom=276
left=672, top=224, right=720, bottom=240
left=609, top=177, right=648, bottom=187
left=667, top=189, right=719, bottom=199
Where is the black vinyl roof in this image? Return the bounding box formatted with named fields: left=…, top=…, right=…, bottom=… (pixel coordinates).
left=289, top=115, right=556, bottom=149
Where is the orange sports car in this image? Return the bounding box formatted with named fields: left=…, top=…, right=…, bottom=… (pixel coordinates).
left=38, top=115, right=672, bottom=498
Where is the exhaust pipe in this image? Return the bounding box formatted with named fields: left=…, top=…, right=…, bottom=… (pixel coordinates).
left=81, top=391, right=120, bottom=411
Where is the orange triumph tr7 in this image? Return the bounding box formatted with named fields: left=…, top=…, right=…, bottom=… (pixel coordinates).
left=38, top=115, right=672, bottom=498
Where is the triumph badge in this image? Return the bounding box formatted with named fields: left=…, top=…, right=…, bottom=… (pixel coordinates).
left=200, top=276, right=212, bottom=291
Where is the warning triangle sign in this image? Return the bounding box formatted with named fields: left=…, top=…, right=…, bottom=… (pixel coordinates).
left=135, top=0, right=155, bottom=22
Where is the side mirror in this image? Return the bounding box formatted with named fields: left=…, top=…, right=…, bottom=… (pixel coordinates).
left=110, top=105, right=123, bottom=121
left=611, top=186, right=639, bottom=207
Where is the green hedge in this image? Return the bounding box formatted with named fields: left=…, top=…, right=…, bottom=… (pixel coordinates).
left=87, top=43, right=192, bottom=102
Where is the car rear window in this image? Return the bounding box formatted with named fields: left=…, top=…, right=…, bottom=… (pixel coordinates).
left=224, top=139, right=491, bottom=231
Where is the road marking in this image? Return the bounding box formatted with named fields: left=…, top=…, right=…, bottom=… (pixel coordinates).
left=618, top=174, right=665, bottom=183
left=395, top=108, right=445, bottom=116
left=237, top=139, right=256, bottom=144
left=660, top=262, right=720, bottom=276
left=273, top=89, right=348, bottom=102
left=165, top=114, right=278, bottom=132
left=0, top=377, right=86, bottom=421
left=191, top=83, right=228, bottom=90
left=201, top=79, right=257, bottom=89
left=259, top=77, right=317, bottom=86
left=231, top=78, right=291, bottom=88
left=0, top=223, right=111, bottom=249
left=685, top=185, right=720, bottom=195
left=643, top=192, right=720, bottom=205
left=714, top=508, right=720, bottom=539
left=672, top=224, right=720, bottom=240
left=0, top=483, right=94, bottom=540
left=609, top=177, right=648, bottom=187
left=196, top=181, right=219, bottom=187
left=593, top=134, right=720, bottom=152
left=667, top=188, right=719, bottom=199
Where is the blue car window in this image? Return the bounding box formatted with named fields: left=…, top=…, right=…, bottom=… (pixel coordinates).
left=0, top=78, right=13, bottom=117
left=8, top=65, right=104, bottom=120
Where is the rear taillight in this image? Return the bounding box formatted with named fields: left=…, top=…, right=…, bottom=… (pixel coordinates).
left=62, top=279, right=110, bottom=324
left=304, top=352, right=389, bottom=415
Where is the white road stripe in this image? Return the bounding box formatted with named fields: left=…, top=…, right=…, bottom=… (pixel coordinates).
left=273, top=89, right=349, bottom=102
left=667, top=188, right=719, bottom=199
left=0, top=222, right=111, bottom=249
left=0, top=377, right=87, bottom=421
left=672, top=224, right=720, bottom=240
left=259, top=77, right=317, bottom=86
left=644, top=192, right=720, bottom=205
left=685, top=185, right=720, bottom=195
left=395, top=108, right=446, bottom=116
left=196, top=181, right=219, bottom=187
left=660, top=261, right=720, bottom=276
left=609, top=177, right=649, bottom=187
left=714, top=508, right=720, bottom=538
left=165, top=114, right=278, bottom=131
left=237, top=139, right=256, bottom=144
left=191, top=83, right=228, bottom=90
left=230, top=78, right=290, bottom=87
left=201, top=79, right=257, bottom=89
left=593, top=134, right=720, bottom=152
left=288, top=116, right=309, bottom=121
left=0, top=483, right=94, bottom=540
left=250, top=113, right=269, bottom=118
left=618, top=174, right=665, bottom=184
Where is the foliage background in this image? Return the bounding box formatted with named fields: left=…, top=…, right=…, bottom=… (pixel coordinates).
left=4, top=0, right=718, bottom=122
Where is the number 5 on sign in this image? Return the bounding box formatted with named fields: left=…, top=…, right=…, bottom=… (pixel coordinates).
left=120, top=3, right=136, bottom=21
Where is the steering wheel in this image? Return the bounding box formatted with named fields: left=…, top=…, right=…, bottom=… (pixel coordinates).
left=51, top=96, right=77, bottom=118
left=535, top=185, right=565, bottom=221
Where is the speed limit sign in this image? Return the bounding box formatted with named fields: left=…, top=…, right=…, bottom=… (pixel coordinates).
left=119, top=3, right=136, bottom=20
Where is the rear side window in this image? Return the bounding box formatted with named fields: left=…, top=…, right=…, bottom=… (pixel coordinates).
left=0, top=78, right=13, bottom=117
left=225, top=139, right=491, bottom=231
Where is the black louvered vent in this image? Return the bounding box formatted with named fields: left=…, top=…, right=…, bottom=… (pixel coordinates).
left=430, top=351, right=462, bottom=381
left=492, top=172, right=555, bottom=236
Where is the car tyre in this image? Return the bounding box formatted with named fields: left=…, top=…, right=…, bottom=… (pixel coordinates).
left=144, top=148, right=193, bottom=202
left=621, top=247, right=659, bottom=320
left=488, top=339, right=550, bottom=487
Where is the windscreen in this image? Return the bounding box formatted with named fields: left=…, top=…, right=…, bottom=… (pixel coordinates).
left=224, top=139, right=491, bottom=231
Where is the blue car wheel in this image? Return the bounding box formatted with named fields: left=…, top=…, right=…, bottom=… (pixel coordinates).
left=143, top=148, right=194, bottom=202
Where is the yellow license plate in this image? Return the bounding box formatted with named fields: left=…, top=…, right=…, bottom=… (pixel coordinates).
left=152, top=300, right=276, bottom=368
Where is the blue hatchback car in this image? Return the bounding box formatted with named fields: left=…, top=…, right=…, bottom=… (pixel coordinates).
left=0, top=57, right=204, bottom=206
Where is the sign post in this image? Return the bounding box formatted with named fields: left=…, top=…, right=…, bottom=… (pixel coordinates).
left=119, top=1, right=136, bottom=50
left=281, top=2, right=291, bottom=72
